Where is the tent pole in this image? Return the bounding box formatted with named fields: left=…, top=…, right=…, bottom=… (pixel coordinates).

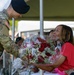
left=40, top=0, right=44, bottom=38
left=11, top=18, right=15, bottom=75
left=40, top=0, right=44, bottom=74
left=12, top=18, right=15, bottom=41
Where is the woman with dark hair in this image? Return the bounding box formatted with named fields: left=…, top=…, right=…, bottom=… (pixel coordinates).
left=32, top=24, right=74, bottom=75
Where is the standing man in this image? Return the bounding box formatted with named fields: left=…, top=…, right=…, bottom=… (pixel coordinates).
left=0, top=0, right=30, bottom=74
left=0, top=0, right=30, bottom=57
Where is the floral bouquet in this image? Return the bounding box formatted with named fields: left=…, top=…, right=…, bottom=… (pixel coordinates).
left=21, top=36, right=55, bottom=64
left=14, top=35, right=55, bottom=74
left=30, top=36, right=55, bottom=64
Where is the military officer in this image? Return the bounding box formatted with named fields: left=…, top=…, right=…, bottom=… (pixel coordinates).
left=0, top=0, right=30, bottom=74
left=0, top=0, right=30, bottom=57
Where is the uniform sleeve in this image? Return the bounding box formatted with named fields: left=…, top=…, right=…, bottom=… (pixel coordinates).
left=61, top=43, right=74, bottom=66
left=0, top=34, right=19, bottom=57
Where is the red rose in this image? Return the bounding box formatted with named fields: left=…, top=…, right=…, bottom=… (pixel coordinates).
left=38, top=55, right=44, bottom=63
left=27, top=54, right=34, bottom=59
left=39, top=43, right=45, bottom=52
left=39, top=43, right=50, bottom=52
left=45, top=52, right=51, bottom=56
left=37, top=37, right=46, bottom=43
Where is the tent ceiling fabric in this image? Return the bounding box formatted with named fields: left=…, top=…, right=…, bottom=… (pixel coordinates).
left=19, top=0, right=74, bottom=21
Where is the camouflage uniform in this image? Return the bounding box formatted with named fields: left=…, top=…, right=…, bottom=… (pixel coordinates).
left=0, top=10, right=19, bottom=57
left=0, top=10, right=19, bottom=75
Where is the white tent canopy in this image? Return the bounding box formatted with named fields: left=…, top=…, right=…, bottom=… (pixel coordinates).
left=18, top=20, right=74, bottom=36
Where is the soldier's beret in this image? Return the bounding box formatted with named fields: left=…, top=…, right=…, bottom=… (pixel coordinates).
left=11, top=0, right=30, bottom=14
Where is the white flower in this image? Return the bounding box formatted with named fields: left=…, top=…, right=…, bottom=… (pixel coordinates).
left=12, top=58, right=23, bottom=70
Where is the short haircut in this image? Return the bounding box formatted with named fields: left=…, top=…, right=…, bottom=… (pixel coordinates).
left=15, top=37, right=24, bottom=44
